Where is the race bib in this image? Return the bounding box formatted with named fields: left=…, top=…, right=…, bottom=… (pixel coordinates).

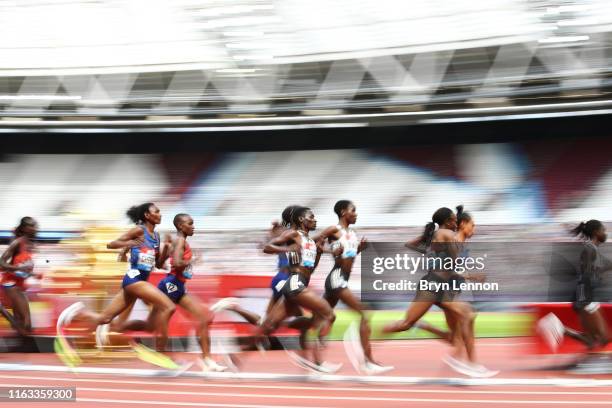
left=301, top=241, right=316, bottom=268
left=136, top=248, right=156, bottom=271
left=341, top=231, right=359, bottom=259
left=127, top=269, right=141, bottom=279
left=13, top=270, right=31, bottom=279
left=13, top=260, right=34, bottom=279
left=182, top=264, right=193, bottom=280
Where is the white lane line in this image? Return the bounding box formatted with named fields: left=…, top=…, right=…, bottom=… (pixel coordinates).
left=77, top=398, right=329, bottom=408
left=74, top=396, right=612, bottom=406
left=1, top=363, right=611, bottom=387
left=1, top=383, right=611, bottom=405
left=1, top=374, right=612, bottom=396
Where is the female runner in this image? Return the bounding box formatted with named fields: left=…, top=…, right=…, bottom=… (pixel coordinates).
left=57, top=203, right=177, bottom=366
left=213, top=205, right=312, bottom=351
left=383, top=207, right=495, bottom=377
left=259, top=206, right=338, bottom=372
left=319, top=200, right=393, bottom=374
left=108, top=213, right=227, bottom=371
left=0, top=217, right=39, bottom=337
left=409, top=207, right=496, bottom=376
left=538, top=220, right=611, bottom=354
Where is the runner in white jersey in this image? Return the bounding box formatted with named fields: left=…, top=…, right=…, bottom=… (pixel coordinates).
left=258, top=206, right=339, bottom=372
left=319, top=200, right=393, bottom=375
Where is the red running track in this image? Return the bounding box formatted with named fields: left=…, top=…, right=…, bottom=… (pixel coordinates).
left=1, top=338, right=611, bottom=408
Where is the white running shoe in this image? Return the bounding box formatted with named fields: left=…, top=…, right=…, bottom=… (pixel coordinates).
left=57, top=302, right=85, bottom=331
left=443, top=355, right=476, bottom=377
left=210, top=297, right=239, bottom=313
left=95, top=324, right=110, bottom=349
left=317, top=361, right=343, bottom=374
left=286, top=350, right=317, bottom=371
left=221, top=353, right=240, bottom=373
left=443, top=355, right=499, bottom=378
left=360, top=361, right=395, bottom=375
left=286, top=351, right=341, bottom=373
left=197, top=357, right=228, bottom=372
left=343, top=321, right=365, bottom=373
left=468, top=363, right=500, bottom=378
left=537, top=313, right=565, bottom=352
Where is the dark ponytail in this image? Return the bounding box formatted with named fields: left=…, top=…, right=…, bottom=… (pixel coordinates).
left=421, top=207, right=454, bottom=246
left=422, top=222, right=437, bottom=247
left=571, top=220, right=603, bottom=239
left=126, top=202, right=155, bottom=224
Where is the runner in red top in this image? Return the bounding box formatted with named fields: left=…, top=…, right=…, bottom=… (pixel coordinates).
left=0, top=217, right=39, bottom=336
left=157, top=213, right=226, bottom=371
left=116, top=213, right=226, bottom=372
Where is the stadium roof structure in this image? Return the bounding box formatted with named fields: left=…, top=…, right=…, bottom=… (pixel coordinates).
left=1, top=0, right=612, bottom=131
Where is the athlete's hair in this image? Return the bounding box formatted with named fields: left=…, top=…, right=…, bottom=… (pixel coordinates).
left=126, top=202, right=155, bottom=224
left=291, top=206, right=312, bottom=228
left=571, top=220, right=604, bottom=240
left=334, top=200, right=352, bottom=218
left=14, top=216, right=36, bottom=237
left=456, top=205, right=472, bottom=226
left=421, top=207, right=454, bottom=247
left=281, top=205, right=300, bottom=228
left=173, top=213, right=190, bottom=229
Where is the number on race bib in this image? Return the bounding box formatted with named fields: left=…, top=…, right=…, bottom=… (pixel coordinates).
left=182, top=264, right=194, bottom=279
left=341, top=230, right=359, bottom=259
left=301, top=241, right=317, bottom=268
left=136, top=248, right=156, bottom=271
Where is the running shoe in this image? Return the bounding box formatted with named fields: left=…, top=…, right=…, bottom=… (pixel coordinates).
left=210, top=297, right=240, bottom=313
left=286, top=350, right=342, bottom=374
left=361, top=360, right=395, bottom=375
left=317, top=361, right=343, bottom=374
left=57, top=302, right=85, bottom=329
left=131, top=342, right=180, bottom=370
left=443, top=355, right=499, bottom=378
left=212, top=331, right=241, bottom=372
left=55, top=302, right=85, bottom=368
left=197, top=357, right=228, bottom=372
left=536, top=312, right=565, bottom=352
left=343, top=321, right=365, bottom=373
left=469, top=363, right=500, bottom=378
left=53, top=336, right=82, bottom=368
left=95, top=323, right=110, bottom=349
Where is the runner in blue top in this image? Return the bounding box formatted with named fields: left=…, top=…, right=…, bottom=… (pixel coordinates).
left=211, top=206, right=311, bottom=351
left=213, top=206, right=298, bottom=322
left=56, top=203, right=178, bottom=367
left=257, top=206, right=340, bottom=372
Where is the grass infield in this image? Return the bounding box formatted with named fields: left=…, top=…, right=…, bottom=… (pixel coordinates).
left=328, top=310, right=532, bottom=340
